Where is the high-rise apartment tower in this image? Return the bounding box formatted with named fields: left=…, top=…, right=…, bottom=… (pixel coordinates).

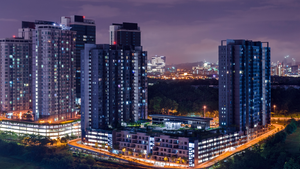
left=0, top=37, right=32, bottom=114
left=32, top=20, right=76, bottom=121
left=81, top=44, right=147, bottom=134
left=218, top=39, right=271, bottom=132
left=61, top=15, right=96, bottom=100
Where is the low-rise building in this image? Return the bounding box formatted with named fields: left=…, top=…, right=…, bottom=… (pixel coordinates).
left=81, top=127, right=250, bottom=167
left=0, top=118, right=80, bottom=139
left=115, top=130, right=152, bottom=157
left=197, top=132, right=247, bottom=163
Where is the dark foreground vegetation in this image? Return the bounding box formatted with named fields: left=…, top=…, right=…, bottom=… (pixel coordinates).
left=0, top=132, right=142, bottom=169
left=211, top=119, right=300, bottom=169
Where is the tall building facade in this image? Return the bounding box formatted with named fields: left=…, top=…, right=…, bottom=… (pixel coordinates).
left=61, top=15, right=96, bottom=100
left=32, top=21, right=76, bottom=121
left=0, top=37, right=32, bottom=114
left=81, top=44, right=147, bottom=133
left=109, top=22, right=141, bottom=46
left=218, top=39, right=271, bottom=132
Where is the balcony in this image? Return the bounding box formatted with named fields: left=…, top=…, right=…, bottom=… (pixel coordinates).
left=153, top=147, right=159, bottom=151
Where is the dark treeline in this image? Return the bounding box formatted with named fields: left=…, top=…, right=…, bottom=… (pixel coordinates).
left=148, top=80, right=300, bottom=116
left=0, top=140, right=77, bottom=169
left=212, top=119, right=300, bottom=169
left=148, top=81, right=218, bottom=116
left=271, top=76, right=300, bottom=85
left=272, top=87, right=300, bottom=114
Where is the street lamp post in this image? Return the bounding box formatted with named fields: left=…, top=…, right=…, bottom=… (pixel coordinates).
left=203, top=106, right=206, bottom=118
left=273, top=105, right=276, bottom=114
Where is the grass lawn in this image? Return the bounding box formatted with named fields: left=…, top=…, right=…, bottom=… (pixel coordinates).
left=0, top=155, right=44, bottom=169
left=284, top=128, right=300, bottom=154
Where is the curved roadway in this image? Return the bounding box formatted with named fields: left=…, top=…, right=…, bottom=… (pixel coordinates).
left=68, top=139, right=187, bottom=168
left=196, top=124, right=284, bottom=168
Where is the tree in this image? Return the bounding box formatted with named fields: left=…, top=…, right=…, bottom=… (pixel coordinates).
left=61, top=137, right=67, bottom=143
left=274, top=152, right=288, bottom=169
left=149, top=96, right=162, bottom=114
left=77, top=164, right=91, bottom=169
left=50, top=139, right=57, bottom=146
left=107, top=146, right=112, bottom=152
left=85, top=156, right=96, bottom=166
left=284, top=158, right=300, bottom=169
left=182, top=157, right=188, bottom=164
left=285, top=124, right=296, bottom=135
left=40, top=137, right=51, bottom=146
left=147, top=153, right=152, bottom=159
left=122, top=148, right=126, bottom=154
left=101, top=143, right=105, bottom=149
left=138, top=152, right=142, bottom=158
left=171, top=156, right=176, bottom=162
left=164, top=156, right=169, bottom=162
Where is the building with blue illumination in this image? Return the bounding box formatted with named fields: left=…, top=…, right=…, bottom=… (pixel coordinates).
left=218, top=39, right=271, bottom=132
left=81, top=44, right=147, bottom=133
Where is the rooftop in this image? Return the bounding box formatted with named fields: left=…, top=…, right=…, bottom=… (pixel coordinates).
left=0, top=117, right=81, bottom=125
left=150, top=114, right=213, bottom=121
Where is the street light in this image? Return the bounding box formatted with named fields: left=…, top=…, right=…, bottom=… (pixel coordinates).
left=203, top=106, right=206, bottom=118
left=273, top=105, right=276, bottom=114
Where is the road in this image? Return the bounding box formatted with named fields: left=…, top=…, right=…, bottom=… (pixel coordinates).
left=196, top=124, right=284, bottom=169
left=271, top=117, right=300, bottom=120
left=68, top=139, right=186, bottom=168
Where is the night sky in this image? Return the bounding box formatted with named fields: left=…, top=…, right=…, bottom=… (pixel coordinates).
left=0, top=0, right=299, bottom=64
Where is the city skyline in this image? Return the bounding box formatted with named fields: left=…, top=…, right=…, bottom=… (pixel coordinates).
left=0, top=0, right=299, bottom=64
